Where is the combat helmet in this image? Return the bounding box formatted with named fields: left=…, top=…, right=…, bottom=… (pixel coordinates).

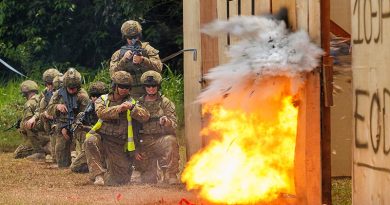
left=88, top=81, right=108, bottom=97
left=20, top=80, right=39, bottom=93
left=63, top=68, right=82, bottom=88
left=42, top=68, right=61, bottom=84
left=121, top=20, right=142, bottom=39
left=140, top=71, right=162, bottom=86
left=53, top=74, right=64, bottom=90
left=111, top=71, right=133, bottom=86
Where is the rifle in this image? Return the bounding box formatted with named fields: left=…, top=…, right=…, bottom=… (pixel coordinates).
left=4, top=119, right=21, bottom=131
left=59, top=87, right=77, bottom=135
left=71, top=101, right=95, bottom=133
left=120, top=39, right=144, bottom=57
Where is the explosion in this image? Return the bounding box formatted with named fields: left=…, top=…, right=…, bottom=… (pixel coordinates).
left=182, top=15, right=322, bottom=204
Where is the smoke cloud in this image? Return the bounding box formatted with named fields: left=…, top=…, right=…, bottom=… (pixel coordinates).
left=198, top=15, right=323, bottom=105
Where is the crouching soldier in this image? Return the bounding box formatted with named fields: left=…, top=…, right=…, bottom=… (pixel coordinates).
left=85, top=71, right=149, bottom=186
left=14, top=80, right=50, bottom=160
left=135, top=71, right=180, bottom=185
left=70, top=81, right=108, bottom=173
left=38, top=68, right=61, bottom=161
left=47, top=68, right=89, bottom=168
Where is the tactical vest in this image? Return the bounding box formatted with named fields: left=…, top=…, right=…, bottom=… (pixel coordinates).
left=86, top=94, right=136, bottom=151
left=139, top=96, right=173, bottom=136
left=118, top=42, right=149, bottom=98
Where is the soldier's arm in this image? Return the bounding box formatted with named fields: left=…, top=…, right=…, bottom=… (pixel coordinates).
left=109, top=50, right=132, bottom=77
left=161, top=97, right=178, bottom=130
left=95, top=96, right=123, bottom=120
left=139, top=44, right=163, bottom=73
left=47, top=90, right=61, bottom=116
left=130, top=104, right=150, bottom=123
left=77, top=89, right=90, bottom=113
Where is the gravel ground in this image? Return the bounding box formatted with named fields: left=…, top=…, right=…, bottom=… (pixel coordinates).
left=0, top=153, right=200, bottom=205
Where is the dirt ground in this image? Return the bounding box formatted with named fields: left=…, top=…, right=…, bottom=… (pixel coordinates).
left=0, top=153, right=200, bottom=205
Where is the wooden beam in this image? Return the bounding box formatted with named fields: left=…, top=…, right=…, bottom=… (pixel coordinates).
left=183, top=0, right=202, bottom=158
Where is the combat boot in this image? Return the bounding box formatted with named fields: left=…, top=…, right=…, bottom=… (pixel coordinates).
left=94, top=175, right=105, bottom=186
left=26, top=153, right=46, bottom=161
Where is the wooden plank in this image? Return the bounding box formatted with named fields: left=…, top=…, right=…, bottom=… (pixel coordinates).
left=199, top=0, right=219, bottom=146
left=271, top=0, right=297, bottom=30
left=241, top=0, right=253, bottom=16
left=320, top=0, right=332, bottom=204
left=183, top=0, right=203, bottom=158
left=306, top=0, right=322, bottom=204
left=228, top=0, right=241, bottom=45
left=254, top=0, right=271, bottom=15
left=295, top=71, right=322, bottom=205
left=352, top=0, right=390, bottom=203
left=217, top=0, right=229, bottom=65
left=296, top=0, right=308, bottom=31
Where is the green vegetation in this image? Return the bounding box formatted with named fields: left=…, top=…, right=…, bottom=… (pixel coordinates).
left=0, top=79, right=25, bottom=152
left=332, top=177, right=352, bottom=205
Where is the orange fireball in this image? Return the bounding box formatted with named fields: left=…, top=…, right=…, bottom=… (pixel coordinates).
left=182, top=90, right=298, bottom=204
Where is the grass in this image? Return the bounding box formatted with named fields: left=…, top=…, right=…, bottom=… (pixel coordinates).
left=0, top=79, right=26, bottom=152
left=332, top=177, right=352, bottom=205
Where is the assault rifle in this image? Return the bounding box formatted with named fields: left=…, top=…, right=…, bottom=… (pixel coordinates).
left=4, top=119, right=21, bottom=131
left=71, top=101, right=95, bottom=133
left=120, top=39, right=144, bottom=57
left=59, top=87, right=77, bottom=135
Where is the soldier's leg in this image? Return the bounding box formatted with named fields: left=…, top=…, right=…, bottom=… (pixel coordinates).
left=70, top=130, right=88, bottom=173
left=102, top=138, right=133, bottom=186
left=155, top=135, right=180, bottom=184
left=14, top=129, right=33, bottom=158
left=55, top=133, right=72, bottom=168
left=13, top=144, right=34, bottom=159
left=137, top=135, right=159, bottom=184
left=85, top=133, right=105, bottom=181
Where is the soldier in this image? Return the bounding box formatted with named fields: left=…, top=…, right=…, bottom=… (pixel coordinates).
left=14, top=80, right=50, bottom=160
left=135, top=71, right=180, bottom=185
left=109, top=20, right=163, bottom=98
left=70, top=81, right=108, bottom=173
left=47, top=68, right=89, bottom=168
left=85, top=71, right=150, bottom=186
left=38, top=68, right=61, bottom=161
left=39, top=68, right=61, bottom=133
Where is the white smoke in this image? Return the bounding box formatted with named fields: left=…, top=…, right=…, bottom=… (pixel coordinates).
left=198, top=15, right=323, bottom=103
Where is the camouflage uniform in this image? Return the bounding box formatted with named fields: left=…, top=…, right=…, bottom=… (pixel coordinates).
left=136, top=71, right=180, bottom=184
left=14, top=80, right=50, bottom=158
left=109, top=20, right=163, bottom=98
left=47, top=68, right=89, bottom=168
left=70, top=81, right=108, bottom=173
left=85, top=71, right=150, bottom=186
left=38, top=69, right=61, bottom=159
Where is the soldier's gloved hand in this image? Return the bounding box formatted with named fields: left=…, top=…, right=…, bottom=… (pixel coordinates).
left=25, top=116, right=36, bottom=129
left=44, top=111, right=54, bottom=120
left=159, top=116, right=170, bottom=127
left=61, top=128, right=71, bottom=141
left=117, top=101, right=134, bottom=113
left=123, top=50, right=134, bottom=60
left=57, top=104, right=68, bottom=113
left=132, top=55, right=143, bottom=64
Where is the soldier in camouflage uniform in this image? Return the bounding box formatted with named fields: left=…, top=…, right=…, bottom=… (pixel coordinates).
left=14, top=80, right=50, bottom=159
left=47, top=68, right=90, bottom=168
left=85, top=71, right=150, bottom=186
left=70, top=81, right=108, bottom=173
left=46, top=73, right=64, bottom=162
left=109, top=20, right=163, bottom=98
left=38, top=68, right=61, bottom=161
left=135, top=71, right=180, bottom=184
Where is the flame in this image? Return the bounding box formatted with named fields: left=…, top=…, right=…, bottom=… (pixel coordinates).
left=182, top=88, right=298, bottom=204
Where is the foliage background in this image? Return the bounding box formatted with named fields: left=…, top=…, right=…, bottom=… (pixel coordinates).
left=0, top=0, right=183, bottom=78
left=0, top=0, right=184, bottom=151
